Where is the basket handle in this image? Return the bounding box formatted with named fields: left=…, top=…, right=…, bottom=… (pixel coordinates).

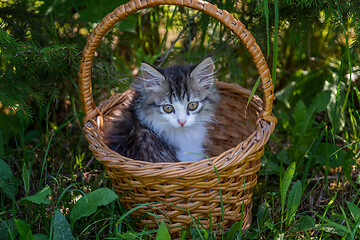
left=78, top=0, right=277, bottom=124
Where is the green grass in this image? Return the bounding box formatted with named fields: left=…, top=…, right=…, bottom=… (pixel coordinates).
left=1, top=0, right=360, bottom=239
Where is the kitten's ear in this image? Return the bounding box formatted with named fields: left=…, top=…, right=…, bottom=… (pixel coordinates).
left=190, top=57, right=215, bottom=89
left=139, top=62, right=165, bottom=91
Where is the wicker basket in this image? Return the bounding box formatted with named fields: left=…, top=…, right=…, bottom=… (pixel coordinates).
left=78, top=0, right=277, bottom=235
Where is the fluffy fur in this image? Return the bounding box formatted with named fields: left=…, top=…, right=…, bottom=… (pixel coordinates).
left=103, top=57, right=220, bottom=162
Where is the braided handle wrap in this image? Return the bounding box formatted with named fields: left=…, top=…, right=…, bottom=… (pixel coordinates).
left=78, top=0, right=277, bottom=123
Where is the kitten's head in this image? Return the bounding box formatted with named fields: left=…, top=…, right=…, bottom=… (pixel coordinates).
left=132, top=57, right=220, bottom=132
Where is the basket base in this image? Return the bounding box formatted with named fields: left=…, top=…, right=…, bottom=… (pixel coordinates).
left=130, top=201, right=253, bottom=238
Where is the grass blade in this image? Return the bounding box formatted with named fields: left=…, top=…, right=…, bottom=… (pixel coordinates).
left=335, top=0, right=352, bottom=117
left=318, top=215, right=351, bottom=236
left=318, top=193, right=337, bottom=239
left=263, top=0, right=270, bottom=59
left=22, top=163, right=30, bottom=197
left=246, top=77, right=261, bottom=109
left=271, top=0, right=279, bottom=88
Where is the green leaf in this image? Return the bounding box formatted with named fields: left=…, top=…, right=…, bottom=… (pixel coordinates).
left=314, top=142, right=350, bottom=168
left=292, top=91, right=331, bottom=135
left=0, top=159, right=13, bottom=180
left=0, top=159, right=19, bottom=199
left=70, top=188, right=118, bottom=222
left=22, top=163, right=30, bottom=196
left=280, top=162, right=296, bottom=211
left=0, top=222, right=9, bottom=240
left=276, top=69, right=327, bottom=110
left=0, top=180, right=19, bottom=200
left=317, top=215, right=351, bottom=235
left=289, top=215, right=315, bottom=233
left=156, top=221, right=171, bottom=240
left=225, top=221, right=242, bottom=240
left=286, top=180, right=302, bottom=224
left=117, top=232, right=138, bottom=240
left=33, top=233, right=49, bottom=240
left=0, top=220, right=17, bottom=240
left=53, top=209, right=75, bottom=240
left=20, top=185, right=51, bottom=205
left=293, top=214, right=314, bottom=233
left=15, top=219, right=34, bottom=240
left=264, top=221, right=275, bottom=230
left=309, top=90, right=331, bottom=114
left=264, top=160, right=281, bottom=176
left=292, top=100, right=308, bottom=135
left=347, top=201, right=360, bottom=223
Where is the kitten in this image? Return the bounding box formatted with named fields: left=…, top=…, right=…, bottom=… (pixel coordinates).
left=103, top=57, right=220, bottom=162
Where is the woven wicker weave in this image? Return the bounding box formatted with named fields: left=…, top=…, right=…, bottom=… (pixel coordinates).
left=78, top=0, right=277, bottom=235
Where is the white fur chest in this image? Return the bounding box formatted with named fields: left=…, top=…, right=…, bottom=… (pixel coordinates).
left=167, top=125, right=208, bottom=161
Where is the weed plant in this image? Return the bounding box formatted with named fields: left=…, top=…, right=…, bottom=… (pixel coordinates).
left=0, top=0, right=359, bottom=239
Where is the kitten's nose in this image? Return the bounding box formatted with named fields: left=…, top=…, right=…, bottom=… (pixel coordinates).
left=177, top=119, right=187, bottom=127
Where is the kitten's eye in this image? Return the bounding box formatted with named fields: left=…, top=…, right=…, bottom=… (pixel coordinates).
left=187, top=102, right=199, bottom=111
left=162, top=105, right=174, bottom=113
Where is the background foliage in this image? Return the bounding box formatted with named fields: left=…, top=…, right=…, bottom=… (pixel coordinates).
left=0, top=0, right=359, bottom=239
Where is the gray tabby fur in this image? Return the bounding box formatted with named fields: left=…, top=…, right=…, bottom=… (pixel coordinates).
left=103, top=57, right=220, bottom=162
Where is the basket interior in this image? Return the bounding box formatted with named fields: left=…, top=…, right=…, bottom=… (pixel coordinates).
left=209, top=83, right=261, bottom=157
left=100, top=82, right=262, bottom=160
